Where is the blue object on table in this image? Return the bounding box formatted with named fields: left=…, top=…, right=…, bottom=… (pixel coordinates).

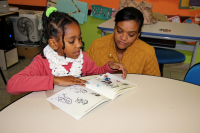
left=155, top=48, right=186, bottom=76
left=184, top=63, right=200, bottom=86
left=186, top=19, right=192, bottom=23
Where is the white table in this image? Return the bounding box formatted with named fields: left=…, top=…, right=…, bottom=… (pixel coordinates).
left=0, top=74, right=200, bottom=133
left=97, top=18, right=200, bottom=67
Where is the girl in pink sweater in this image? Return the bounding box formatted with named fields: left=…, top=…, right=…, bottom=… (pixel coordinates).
left=7, top=7, right=127, bottom=95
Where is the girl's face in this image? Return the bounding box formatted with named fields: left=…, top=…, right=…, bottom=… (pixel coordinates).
left=56, top=22, right=82, bottom=59
left=114, top=20, right=141, bottom=50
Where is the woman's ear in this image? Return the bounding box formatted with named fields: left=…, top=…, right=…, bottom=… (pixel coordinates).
left=137, top=32, right=141, bottom=38
left=114, top=25, right=117, bottom=30
left=48, top=38, right=58, bottom=50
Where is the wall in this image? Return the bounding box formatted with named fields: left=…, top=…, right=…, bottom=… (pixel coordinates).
left=8, top=0, right=199, bottom=16
left=8, top=0, right=47, bottom=7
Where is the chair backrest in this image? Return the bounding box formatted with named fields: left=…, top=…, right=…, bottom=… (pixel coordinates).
left=184, top=63, right=200, bottom=86
left=0, top=67, right=7, bottom=85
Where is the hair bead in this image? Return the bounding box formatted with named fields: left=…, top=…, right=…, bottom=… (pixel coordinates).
left=46, top=7, right=57, bottom=17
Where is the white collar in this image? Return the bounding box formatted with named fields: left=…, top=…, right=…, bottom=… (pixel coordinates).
left=43, top=45, right=83, bottom=77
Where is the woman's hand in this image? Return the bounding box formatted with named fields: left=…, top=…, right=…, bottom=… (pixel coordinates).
left=54, top=76, right=87, bottom=87
left=108, top=61, right=127, bottom=79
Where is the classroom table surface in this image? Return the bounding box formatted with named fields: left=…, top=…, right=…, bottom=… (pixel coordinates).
left=98, top=18, right=200, bottom=40
left=0, top=74, right=200, bottom=133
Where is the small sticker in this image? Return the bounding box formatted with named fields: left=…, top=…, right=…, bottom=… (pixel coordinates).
left=97, top=84, right=100, bottom=87
left=159, top=29, right=171, bottom=32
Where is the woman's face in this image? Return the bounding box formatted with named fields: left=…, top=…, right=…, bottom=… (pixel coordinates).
left=56, top=22, right=82, bottom=59
left=114, top=20, right=141, bottom=50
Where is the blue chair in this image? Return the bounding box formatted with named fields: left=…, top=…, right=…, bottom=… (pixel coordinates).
left=155, top=48, right=186, bottom=76
left=184, top=63, right=200, bottom=86
left=139, top=37, right=186, bottom=76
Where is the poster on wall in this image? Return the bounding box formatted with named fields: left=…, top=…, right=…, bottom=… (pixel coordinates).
left=90, top=5, right=112, bottom=20
left=56, top=0, right=88, bottom=24
left=179, top=0, right=190, bottom=9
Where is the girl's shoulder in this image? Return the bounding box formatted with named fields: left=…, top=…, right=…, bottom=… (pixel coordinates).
left=82, top=51, right=89, bottom=59
left=32, top=54, right=45, bottom=61
left=31, top=54, right=49, bottom=65
left=82, top=51, right=94, bottom=63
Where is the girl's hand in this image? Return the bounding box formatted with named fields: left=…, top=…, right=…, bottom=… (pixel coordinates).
left=54, top=76, right=87, bottom=87
left=108, top=61, right=127, bottom=79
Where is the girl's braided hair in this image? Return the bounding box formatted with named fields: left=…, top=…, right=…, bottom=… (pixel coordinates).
left=40, top=10, right=84, bottom=58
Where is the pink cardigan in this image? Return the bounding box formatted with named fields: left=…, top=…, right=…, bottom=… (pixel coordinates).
left=7, top=52, right=115, bottom=95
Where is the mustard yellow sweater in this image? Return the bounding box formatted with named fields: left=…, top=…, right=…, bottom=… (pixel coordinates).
left=86, top=33, right=161, bottom=76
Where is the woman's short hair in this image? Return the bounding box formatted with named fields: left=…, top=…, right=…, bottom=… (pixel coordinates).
left=115, top=7, right=144, bottom=32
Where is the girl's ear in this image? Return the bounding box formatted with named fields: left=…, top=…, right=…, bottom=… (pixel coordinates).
left=48, top=38, right=58, bottom=50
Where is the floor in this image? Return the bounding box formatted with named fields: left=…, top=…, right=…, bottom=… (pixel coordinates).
left=0, top=59, right=190, bottom=111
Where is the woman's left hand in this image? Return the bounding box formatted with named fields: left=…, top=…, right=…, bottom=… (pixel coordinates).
left=108, top=61, right=127, bottom=79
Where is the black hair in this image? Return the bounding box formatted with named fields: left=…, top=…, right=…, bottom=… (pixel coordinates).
left=114, top=7, right=144, bottom=32
left=40, top=10, right=84, bottom=58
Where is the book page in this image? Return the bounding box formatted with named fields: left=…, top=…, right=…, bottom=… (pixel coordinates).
left=86, top=73, right=138, bottom=99
left=47, top=85, right=109, bottom=120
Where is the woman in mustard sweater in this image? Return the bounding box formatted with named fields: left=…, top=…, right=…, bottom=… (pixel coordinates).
left=86, top=7, right=160, bottom=76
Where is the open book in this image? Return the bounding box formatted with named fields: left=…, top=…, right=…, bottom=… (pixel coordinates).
left=47, top=73, right=138, bottom=120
